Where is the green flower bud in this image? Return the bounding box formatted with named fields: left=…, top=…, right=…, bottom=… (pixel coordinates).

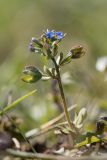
left=22, top=66, right=42, bottom=83
left=31, top=37, right=43, bottom=48
left=69, top=46, right=85, bottom=59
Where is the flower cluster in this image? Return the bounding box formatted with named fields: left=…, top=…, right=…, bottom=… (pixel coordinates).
left=45, top=30, right=65, bottom=41
left=22, top=29, right=85, bottom=83
left=28, top=30, right=65, bottom=57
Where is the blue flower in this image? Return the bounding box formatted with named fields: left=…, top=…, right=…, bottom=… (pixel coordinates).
left=45, top=30, right=55, bottom=39
left=45, top=30, right=64, bottom=41
left=55, top=31, right=64, bottom=40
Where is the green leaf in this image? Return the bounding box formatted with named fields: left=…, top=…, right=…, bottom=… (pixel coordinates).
left=75, top=136, right=101, bottom=148
left=57, top=126, right=70, bottom=135
left=0, top=89, right=37, bottom=115
left=60, top=54, right=72, bottom=66
left=22, top=75, right=35, bottom=83
left=32, top=37, right=43, bottom=48
left=22, top=66, right=42, bottom=83
left=57, top=124, right=76, bottom=135
left=73, top=108, right=87, bottom=129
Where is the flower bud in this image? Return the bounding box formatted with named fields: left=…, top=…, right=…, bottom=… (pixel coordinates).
left=69, top=46, right=85, bottom=59
left=31, top=37, right=43, bottom=48
left=29, top=42, right=36, bottom=52
left=22, top=66, right=42, bottom=83
left=29, top=42, right=42, bottom=53
left=29, top=37, right=43, bottom=53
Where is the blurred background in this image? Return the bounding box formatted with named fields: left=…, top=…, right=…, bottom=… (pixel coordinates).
left=0, top=0, right=107, bottom=132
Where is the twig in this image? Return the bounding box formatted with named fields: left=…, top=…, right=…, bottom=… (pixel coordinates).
left=42, top=104, right=77, bottom=129
left=27, top=121, right=69, bottom=139
left=6, top=149, right=70, bottom=160
left=25, top=104, right=77, bottom=138
left=6, top=148, right=107, bottom=160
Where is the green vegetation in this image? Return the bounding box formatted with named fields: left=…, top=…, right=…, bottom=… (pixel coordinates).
left=0, top=0, right=107, bottom=159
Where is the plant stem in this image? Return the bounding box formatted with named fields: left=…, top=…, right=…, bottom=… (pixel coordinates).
left=51, top=57, right=73, bottom=130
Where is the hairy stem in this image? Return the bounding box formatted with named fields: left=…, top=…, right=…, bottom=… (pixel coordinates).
left=52, top=57, right=73, bottom=130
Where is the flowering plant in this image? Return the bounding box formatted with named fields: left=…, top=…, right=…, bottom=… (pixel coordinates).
left=22, top=29, right=85, bottom=132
